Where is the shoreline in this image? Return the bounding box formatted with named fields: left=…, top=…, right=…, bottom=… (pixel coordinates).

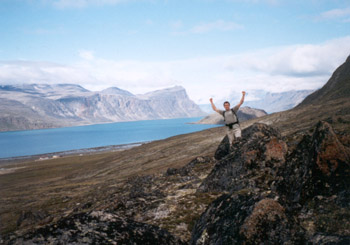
left=0, top=142, right=149, bottom=166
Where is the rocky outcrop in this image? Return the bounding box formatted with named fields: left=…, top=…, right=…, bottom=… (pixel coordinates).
left=199, top=123, right=287, bottom=193
left=191, top=122, right=350, bottom=244
left=191, top=191, right=304, bottom=244
left=277, top=121, right=350, bottom=206
left=276, top=121, right=350, bottom=242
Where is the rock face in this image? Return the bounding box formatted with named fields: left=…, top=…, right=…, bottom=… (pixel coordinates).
left=195, top=106, right=267, bottom=125
left=191, top=122, right=350, bottom=244
left=0, top=84, right=204, bottom=131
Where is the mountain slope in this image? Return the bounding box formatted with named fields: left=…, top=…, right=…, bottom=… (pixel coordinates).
left=256, top=55, right=350, bottom=136
left=299, top=55, right=350, bottom=106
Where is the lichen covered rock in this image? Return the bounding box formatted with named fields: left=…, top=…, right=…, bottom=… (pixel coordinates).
left=240, top=199, right=303, bottom=244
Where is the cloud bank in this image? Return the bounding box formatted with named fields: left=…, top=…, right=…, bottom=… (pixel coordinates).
left=1, top=36, right=349, bottom=104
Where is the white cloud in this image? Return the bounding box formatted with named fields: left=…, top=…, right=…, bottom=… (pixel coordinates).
left=317, top=7, right=350, bottom=22
left=191, top=20, right=243, bottom=34
left=0, top=61, right=89, bottom=85
left=226, top=36, right=350, bottom=77
left=320, top=7, right=350, bottom=19
left=1, top=36, right=349, bottom=104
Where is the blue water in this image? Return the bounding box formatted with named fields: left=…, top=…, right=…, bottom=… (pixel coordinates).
left=0, top=117, right=219, bottom=159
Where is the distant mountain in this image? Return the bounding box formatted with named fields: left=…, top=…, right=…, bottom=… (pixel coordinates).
left=200, top=90, right=314, bottom=115
left=196, top=106, right=267, bottom=125
left=0, top=84, right=205, bottom=131
left=241, top=90, right=315, bottom=113
left=299, top=55, right=350, bottom=106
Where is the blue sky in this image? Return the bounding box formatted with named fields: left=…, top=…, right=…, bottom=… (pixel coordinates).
left=1, top=0, right=350, bottom=103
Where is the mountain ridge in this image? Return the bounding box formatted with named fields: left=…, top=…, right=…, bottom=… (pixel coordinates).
left=199, top=89, right=315, bottom=114
left=0, top=84, right=205, bottom=131
left=242, top=89, right=314, bottom=113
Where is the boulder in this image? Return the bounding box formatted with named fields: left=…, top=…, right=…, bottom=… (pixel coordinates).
left=277, top=121, right=350, bottom=206
left=191, top=192, right=304, bottom=245
left=240, top=199, right=303, bottom=244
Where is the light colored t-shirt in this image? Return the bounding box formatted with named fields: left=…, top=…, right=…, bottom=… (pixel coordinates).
left=217, top=105, right=239, bottom=124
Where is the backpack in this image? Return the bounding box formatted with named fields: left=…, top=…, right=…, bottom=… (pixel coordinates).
left=223, top=109, right=239, bottom=124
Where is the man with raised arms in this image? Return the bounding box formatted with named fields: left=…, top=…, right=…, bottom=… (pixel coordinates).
left=210, top=91, right=246, bottom=146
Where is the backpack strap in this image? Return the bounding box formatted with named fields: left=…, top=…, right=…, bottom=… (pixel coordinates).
left=231, top=108, right=239, bottom=124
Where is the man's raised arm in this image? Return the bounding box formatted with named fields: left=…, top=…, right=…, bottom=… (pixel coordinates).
left=235, top=91, right=246, bottom=109
left=210, top=98, right=221, bottom=113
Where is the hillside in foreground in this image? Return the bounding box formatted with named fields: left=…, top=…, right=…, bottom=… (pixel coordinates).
left=0, top=56, right=350, bottom=244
